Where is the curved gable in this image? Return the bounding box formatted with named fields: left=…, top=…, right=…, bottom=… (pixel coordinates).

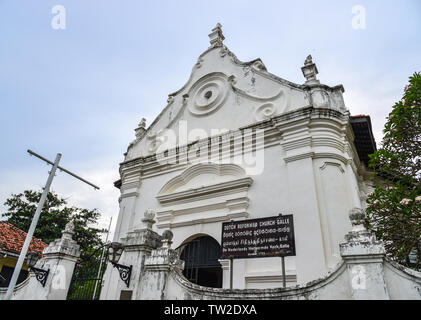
left=125, top=24, right=347, bottom=163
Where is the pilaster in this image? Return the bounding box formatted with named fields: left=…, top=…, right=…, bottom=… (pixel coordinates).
left=119, top=209, right=162, bottom=299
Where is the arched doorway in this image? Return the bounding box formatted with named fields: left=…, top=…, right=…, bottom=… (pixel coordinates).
left=179, top=235, right=222, bottom=288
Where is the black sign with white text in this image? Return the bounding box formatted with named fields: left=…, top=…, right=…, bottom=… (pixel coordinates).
left=221, top=215, right=296, bottom=259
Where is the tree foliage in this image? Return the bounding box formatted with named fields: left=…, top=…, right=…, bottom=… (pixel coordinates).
left=2, top=189, right=107, bottom=264
left=365, top=72, right=421, bottom=269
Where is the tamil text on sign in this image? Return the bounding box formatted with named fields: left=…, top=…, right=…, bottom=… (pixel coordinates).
left=221, top=215, right=295, bottom=259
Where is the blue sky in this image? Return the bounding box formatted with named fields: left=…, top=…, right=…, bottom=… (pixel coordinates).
left=0, top=0, right=420, bottom=239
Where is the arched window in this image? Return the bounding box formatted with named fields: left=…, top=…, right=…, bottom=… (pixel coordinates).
left=179, top=236, right=222, bottom=288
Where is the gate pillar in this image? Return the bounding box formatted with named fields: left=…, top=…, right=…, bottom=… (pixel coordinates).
left=116, top=209, right=162, bottom=299
left=340, top=208, right=390, bottom=300
left=24, top=221, right=81, bottom=300
left=138, top=230, right=184, bottom=300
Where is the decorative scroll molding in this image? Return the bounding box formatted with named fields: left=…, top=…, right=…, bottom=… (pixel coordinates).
left=229, top=75, right=284, bottom=102
left=255, top=103, right=276, bottom=121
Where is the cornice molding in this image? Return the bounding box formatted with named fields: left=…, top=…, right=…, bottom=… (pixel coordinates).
left=157, top=177, right=253, bottom=204
left=283, top=152, right=315, bottom=163
left=156, top=211, right=249, bottom=229
left=120, top=191, right=140, bottom=200
left=121, top=107, right=349, bottom=170
left=283, top=152, right=351, bottom=165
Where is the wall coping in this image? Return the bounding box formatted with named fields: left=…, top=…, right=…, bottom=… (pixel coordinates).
left=0, top=276, right=29, bottom=294
left=168, top=260, right=347, bottom=299
left=384, top=258, right=421, bottom=283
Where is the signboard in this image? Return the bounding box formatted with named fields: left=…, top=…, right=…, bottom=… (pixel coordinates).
left=221, top=215, right=295, bottom=259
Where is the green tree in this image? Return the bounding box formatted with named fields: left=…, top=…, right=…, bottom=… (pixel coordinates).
left=365, top=72, right=421, bottom=269
left=2, top=189, right=107, bottom=265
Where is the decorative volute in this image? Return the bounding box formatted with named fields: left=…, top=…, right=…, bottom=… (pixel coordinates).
left=208, top=23, right=225, bottom=47
left=301, top=55, right=320, bottom=85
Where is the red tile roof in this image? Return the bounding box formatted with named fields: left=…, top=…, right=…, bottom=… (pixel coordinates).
left=0, top=222, right=47, bottom=256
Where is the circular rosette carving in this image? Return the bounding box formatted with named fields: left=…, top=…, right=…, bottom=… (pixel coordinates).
left=188, top=74, right=229, bottom=116
left=254, top=103, right=277, bottom=121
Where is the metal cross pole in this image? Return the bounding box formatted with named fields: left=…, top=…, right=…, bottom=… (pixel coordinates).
left=3, top=150, right=99, bottom=300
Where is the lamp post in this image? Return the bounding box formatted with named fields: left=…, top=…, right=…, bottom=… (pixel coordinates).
left=26, top=251, right=49, bottom=287
left=108, top=242, right=132, bottom=288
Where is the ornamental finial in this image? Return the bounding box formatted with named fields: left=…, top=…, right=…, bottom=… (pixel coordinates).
left=161, top=230, right=173, bottom=249
left=138, top=118, right=146, bottom=129
left=208, top=23, right=225, bottom=47
left=343, top=207, right=379, bottom=244
left=349, top=207, right=366, bottom=228
left=135, top=117, right=147, bottom=139
left=142, top=208, right=156, bottom=229
left=61, top=220, right=75, bottom=240
left=301, top=54, right=320, bottom=84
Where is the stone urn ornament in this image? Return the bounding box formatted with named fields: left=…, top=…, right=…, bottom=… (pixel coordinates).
left=142, top=208, right=156, bottom=229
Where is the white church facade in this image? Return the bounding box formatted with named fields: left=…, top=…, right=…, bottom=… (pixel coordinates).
left=100, top=24, right=381, bottom=299
left=3, top=24, right=421, bottom=302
